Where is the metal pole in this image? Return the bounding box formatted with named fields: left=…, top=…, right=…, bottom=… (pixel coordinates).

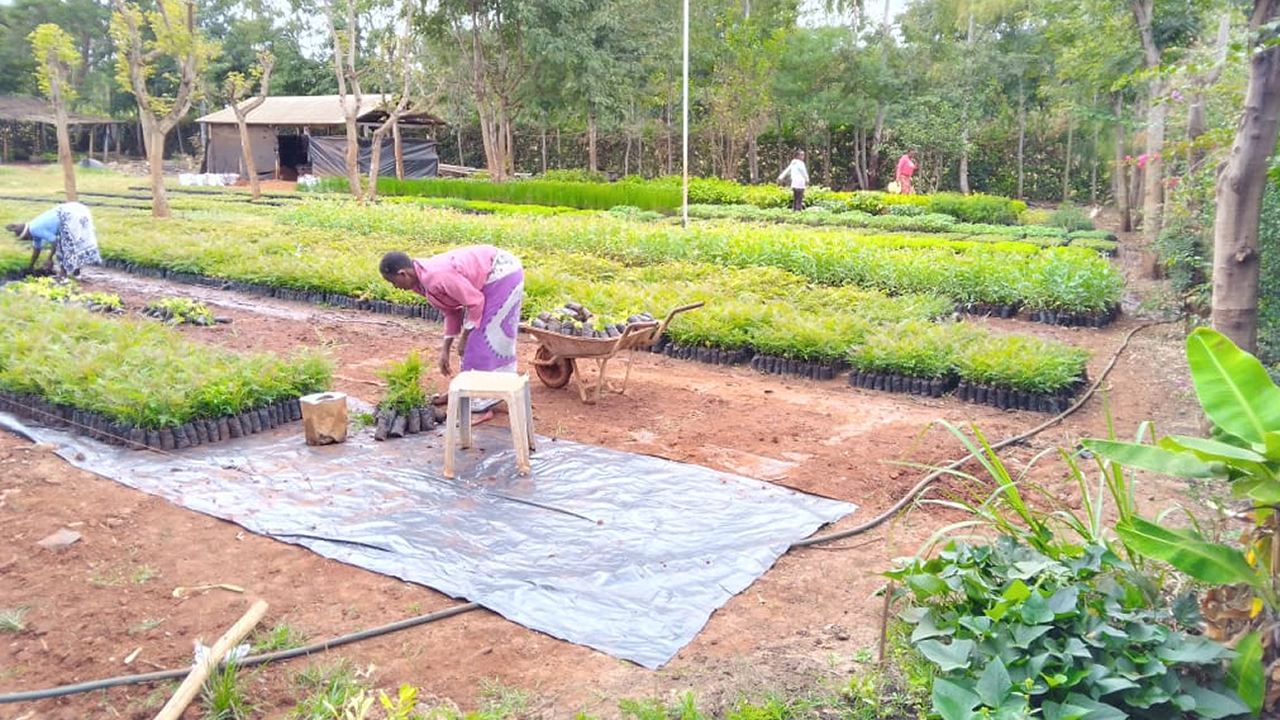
left=681, top=0, right=689, bottom=228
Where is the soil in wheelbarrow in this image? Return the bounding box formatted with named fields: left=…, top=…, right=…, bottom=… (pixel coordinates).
left=0, top=262, right=1211, bottom=719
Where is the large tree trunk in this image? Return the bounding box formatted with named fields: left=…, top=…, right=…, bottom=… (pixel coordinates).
left=1131, top=0, right=1165, bottom=258
left=665, top=99, right=673, bottom=176
left=235, top=117, right=261, bottom=200
left=393, top=122, right=404, bottom=180
left=587, top=109, right=598, bottom=174
left=871, top=105, right=885, bottom=187
left=958, top=11, right=974, bottom=195
left=343, top=113, right=361, bottom=197
left=1141, top=84, right=1166, bottom=245
left=1211, top=0, right=1280, bottom=353
left=1062, top=117, right=1073, bottom=202
left=1189, top=14, right=1231, bottom=177
left=51, top=82, right=77, bottom=202
left=1113, top=95, right=1131, bottom=231
left=748, top=135, right=758, bottom=184
left=143, top=122, right=170, bottom=218
left=1017, top=80, right=1026, bottom=200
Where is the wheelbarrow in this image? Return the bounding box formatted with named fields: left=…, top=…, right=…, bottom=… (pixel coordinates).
left=521, top=301, right=704, bottom=404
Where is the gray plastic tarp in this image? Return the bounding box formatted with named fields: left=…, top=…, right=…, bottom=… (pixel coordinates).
left=1, top=412, right=856, bottom=669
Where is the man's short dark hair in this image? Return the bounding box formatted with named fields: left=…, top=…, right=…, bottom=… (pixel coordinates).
left=380, top=251, right=413, bottom=277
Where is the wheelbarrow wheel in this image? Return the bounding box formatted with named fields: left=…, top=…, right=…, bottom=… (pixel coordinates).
left=534, top=346, right=573, bottom=388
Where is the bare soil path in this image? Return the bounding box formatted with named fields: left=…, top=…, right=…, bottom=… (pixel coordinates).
left=0, top=236, right=1205, bottom=719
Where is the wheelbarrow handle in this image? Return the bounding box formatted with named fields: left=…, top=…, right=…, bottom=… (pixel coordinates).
left=660, top=298, right=711, bottom=324
left=668, top=301, right=706, bottom=316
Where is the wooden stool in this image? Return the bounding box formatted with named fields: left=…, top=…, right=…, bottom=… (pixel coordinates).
left=443, top=371, right=537, bottom=478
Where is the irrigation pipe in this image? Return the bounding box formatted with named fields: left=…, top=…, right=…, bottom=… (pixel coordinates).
left=791, top=318, right=1178, bottom=548
left=0, top=319, right=1177, bottom=704
left=0, top=602, right=481, bottom=703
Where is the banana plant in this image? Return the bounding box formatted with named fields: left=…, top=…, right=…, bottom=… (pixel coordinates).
left=1082, top=327, right=1277, bottom=716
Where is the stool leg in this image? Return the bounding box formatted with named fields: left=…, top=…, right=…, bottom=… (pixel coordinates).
left=443, top=390, right=461, bottom=479
left=524, top=380, right=537, bottom=451
left=507, top=390, right=531, bottom=475
left=459, top=395, right=473, bottom=449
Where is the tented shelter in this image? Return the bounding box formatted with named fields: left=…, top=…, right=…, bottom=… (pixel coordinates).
left=0, top=95, right=114, bottom=163
left=195, top=95, right=445, bottom=180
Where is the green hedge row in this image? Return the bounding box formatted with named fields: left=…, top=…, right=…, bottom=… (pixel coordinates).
left=311, top=174, right=1029, bottom=224
left=281, top=201, right=1123, bottom=314
left=685, top=204, right=1117, bottom=251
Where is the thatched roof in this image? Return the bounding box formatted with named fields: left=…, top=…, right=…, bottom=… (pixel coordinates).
left=196, top=94, right=445, bottom=127
left=0, top=95, right=112, bottom=125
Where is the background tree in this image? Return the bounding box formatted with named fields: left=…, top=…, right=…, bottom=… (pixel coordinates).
left=221, top=50, right=274, bottom=201
left=363, top=0, right=444, bottom=201
left=424, top=0, right=529, bottom=182
left=29, top=23, right=80, bottom=201
left=521, top=0, right=641, bottom=176
left=324, top=0, right=366, bottom=199
left=109, top=0, right=218, bottom=218
left=1211, top=0, right=1280, bottom=352
left=704, top=2, right=787, bottom=182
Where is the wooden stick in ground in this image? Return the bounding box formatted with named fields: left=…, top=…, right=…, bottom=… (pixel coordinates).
left=153, top=599, right=269, bottom=720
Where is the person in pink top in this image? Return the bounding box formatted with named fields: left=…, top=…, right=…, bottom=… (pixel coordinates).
left=895, top=150, right=918, bottom=195
left=379, top=246, right=525, bottom=382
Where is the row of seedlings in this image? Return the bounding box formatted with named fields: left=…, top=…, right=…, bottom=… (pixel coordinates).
left=0, top=293, right=331, bottom=451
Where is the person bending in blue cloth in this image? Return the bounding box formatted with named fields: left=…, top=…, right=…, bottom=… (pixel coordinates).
left=5, top=202, right=102, bottom=280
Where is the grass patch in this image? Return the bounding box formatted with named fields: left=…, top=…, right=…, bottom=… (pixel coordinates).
left=291, top=659, right=367, bottom=718
left=252, top=620, right=310, bottom=653
left=0, top=605, right=30, bottom=632
left=201, top=660, right=255, bottom=720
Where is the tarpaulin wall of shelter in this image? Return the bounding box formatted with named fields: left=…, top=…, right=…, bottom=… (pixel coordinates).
left=308, top=135, right=439, bottom=179
left=201, top=124, right=276, bottom=179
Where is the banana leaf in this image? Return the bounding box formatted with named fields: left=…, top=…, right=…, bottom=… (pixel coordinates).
left=1186, top=327, right=1280, bottom=445
left=1114, top=518, right=1260, bottom=588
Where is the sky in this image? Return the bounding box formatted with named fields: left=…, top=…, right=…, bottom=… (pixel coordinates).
left=798, top=0, right=912, bottom=28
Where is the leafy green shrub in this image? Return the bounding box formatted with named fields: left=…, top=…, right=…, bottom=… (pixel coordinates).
left=847, top=320, right=978, bottom=379
left=1155, top=213, right=1210, bottom=295
left=608, top=205, right=664, bottom=222
left=887, top=537, right=1247, bottom=720
left=1256, top=185, right=1280, bottom=362
left=926, top=192, right=1025, bottom=225
left=955, top=334, right=1088, bottom=393
left=687, top=176, right=750, bottom=205
left=1069, top=237, right=1119, bottom=254
left=1067, top=229, right=1117, bottom=241
left=739, top=183, right=791, bottom=209
left=377, top=352, right=430, bottom=413
left=1020, top=208, right=1055, bottom=225
left=844, top=191, right=889, bottom=215
left=887, top=204, right=926, bottom=217
left=1022, top=247, right=1123, bottom=313
left=1047, top=202, right=1096, bottom=232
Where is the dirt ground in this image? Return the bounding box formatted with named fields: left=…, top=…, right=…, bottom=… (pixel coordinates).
left=0, top=222, right=1208, bottom=719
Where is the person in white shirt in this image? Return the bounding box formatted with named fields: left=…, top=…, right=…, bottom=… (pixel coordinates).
left=777, top=150, right=809, bottom=211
